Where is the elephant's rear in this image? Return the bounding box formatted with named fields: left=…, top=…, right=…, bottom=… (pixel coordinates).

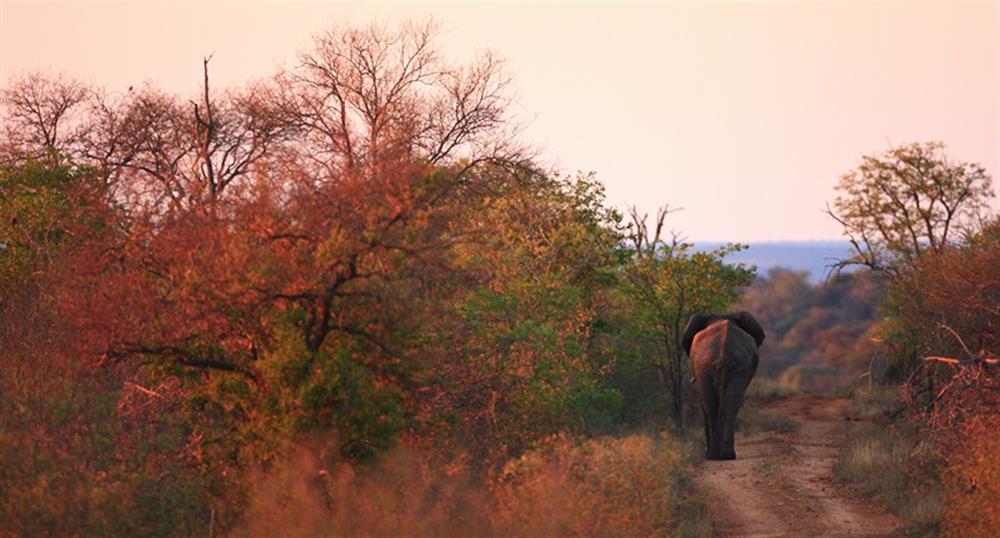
left=689, top=319, right=758, bottom=375
left=684, top=314, right=763, bottom=460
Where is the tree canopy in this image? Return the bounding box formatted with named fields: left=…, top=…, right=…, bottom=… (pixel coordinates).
left=827, top=141, right=995, bottom=275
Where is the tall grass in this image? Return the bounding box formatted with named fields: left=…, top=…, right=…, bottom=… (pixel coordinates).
left=235, top=432, right=712, bottom=537
left=833, top=388, right=942, bottom=536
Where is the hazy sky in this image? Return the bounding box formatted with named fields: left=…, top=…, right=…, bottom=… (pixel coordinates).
left=2, top=2, right=998, bottom=241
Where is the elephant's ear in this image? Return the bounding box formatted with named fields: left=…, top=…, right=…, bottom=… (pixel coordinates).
left=732, top=311, right=766, bottom=347
left=681, top=313, right=713, bottom=356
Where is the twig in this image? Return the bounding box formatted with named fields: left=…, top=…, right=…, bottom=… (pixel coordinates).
left=923, top=355, right=999, bottom=367
left=923, top=356, right=961, bottom=366
left=125, top=381, right=161, bottom=398
left=938, top=323, right=976, bottom=361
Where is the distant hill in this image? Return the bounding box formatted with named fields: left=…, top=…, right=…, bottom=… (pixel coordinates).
left=694, top=241, right=855, bottom=283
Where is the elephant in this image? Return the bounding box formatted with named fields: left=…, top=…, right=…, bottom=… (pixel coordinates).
left=681, top=311, right=765, bottom=460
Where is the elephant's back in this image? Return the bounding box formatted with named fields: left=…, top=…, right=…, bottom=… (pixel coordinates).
left=690, top=319, right=758, bottom=370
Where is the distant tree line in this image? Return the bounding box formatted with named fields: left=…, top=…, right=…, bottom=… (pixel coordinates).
left=739, top=267, right=883, bottom=391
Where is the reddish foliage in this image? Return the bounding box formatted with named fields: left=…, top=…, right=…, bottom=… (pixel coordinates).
left=894, top=219, right=1000, bottom=535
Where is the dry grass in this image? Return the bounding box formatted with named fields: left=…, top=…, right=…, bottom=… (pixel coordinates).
left=235, top=432, right=711, bottom=537
left=745, top=376, right=794, bottom=401
left=834, top=391, right=943, bottom=536
left=847, top=384, right=904, bottom=420
left=737, top=405, right=798, bottom=436
left=233, top=445, right=489, bottom=537
left=776, top=364, right=853, bottom=395
left=495, top=433, right=712, bottom=537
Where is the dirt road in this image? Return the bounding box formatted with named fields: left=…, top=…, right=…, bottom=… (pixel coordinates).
left=693, top=395, right=902, bottom=537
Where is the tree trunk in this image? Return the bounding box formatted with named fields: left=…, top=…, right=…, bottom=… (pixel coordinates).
left=672, top=352, right=684, bottom=428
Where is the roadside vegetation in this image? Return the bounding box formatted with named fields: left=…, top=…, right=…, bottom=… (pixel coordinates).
left=826, top=143, right=999, bottom=537
left=0, top=22, right=739, bottom=537
left=835, top=388, right=944, bottom=535
left=233, top=432, right=711, bottom=537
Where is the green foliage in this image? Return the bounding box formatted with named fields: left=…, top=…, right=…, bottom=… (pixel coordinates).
left=608, top=233, right=756, bottom=427
left=441, top=172, right=627, bottom=458
left=622, top=242, right=756, bottom=339
left=199, top=324, right=408, bottom=463
left=294, top=351, right=404, bottom=461
left=0, top=359, right=220, bottom=537
left=829, top=141, right=995, bottom=273
left=0, top=158, right=81, bottom=291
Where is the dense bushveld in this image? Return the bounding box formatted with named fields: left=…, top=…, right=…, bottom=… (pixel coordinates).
left=1, top=23, right=746, bottom=536
left=744, top=143, right=998, bottom=536
left=827, top=143, right=999, bottom=537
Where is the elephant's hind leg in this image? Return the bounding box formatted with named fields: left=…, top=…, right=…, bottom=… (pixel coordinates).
left=700, top=375, right=722, bottom=459
left=718, top=368, right=753, bottom=460
left=701, top=406, right=712, bottom=459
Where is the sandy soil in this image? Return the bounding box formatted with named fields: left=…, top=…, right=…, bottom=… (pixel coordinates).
left=693, top=395, right=903, bottom=537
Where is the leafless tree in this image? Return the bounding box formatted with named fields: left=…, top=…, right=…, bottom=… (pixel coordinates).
left=627, top=205, right=682, bottom=257
left=272, top=20, right=518, bottom=183
left=1, top=72, right=88, bottom=160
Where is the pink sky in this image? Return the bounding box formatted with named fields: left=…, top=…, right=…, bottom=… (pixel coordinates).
left=2, top=2, right=998, bottom=241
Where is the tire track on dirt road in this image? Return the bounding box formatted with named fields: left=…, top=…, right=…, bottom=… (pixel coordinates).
left=693, top=395, right=902, bottom=537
